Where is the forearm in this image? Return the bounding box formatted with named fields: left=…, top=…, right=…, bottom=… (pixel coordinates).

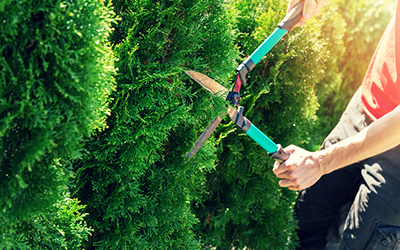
left=273, top=105, right=400, bottom=191
left=317, top=105, right=400, bottom=175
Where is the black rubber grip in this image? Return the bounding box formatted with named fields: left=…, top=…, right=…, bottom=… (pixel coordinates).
left=277, top=1, right=304, bottom=32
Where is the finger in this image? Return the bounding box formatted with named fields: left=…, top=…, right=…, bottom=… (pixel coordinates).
left=296, top=20, right=306, bottom=27
left=273, top=161, right=297, bottom=176
left=279, top=179, right=301, bottom=190
left=278, top=178, right=289, bottom=188
left=302, top=0, right=317, bottom=22
left=275, top=170, right=293, bottom=179
left=288, top=185, right=301, bottom=191
left=272, top=161, right=290, bottom=175
left=273, top=161, right=284, bottom=174
left=314, top=0, right=327, bottom=15
left=278, top=178, right=297, bottom=188
left=284, top=148, right=296, bottom=155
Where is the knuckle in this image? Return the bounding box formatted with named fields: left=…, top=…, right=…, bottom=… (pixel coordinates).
left=289, top=181, right=300, bottom=190
left=286, top=171, right=294, bottom=178
left=285, top=164, right=295, bottom=171
left=291, top=178, right=300, bottom=187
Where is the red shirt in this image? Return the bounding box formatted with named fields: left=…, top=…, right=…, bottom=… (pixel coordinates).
left=361, top=6, right=400, bottom=121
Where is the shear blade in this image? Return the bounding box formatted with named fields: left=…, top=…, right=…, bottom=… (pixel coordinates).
left=184, top=71, right=239, bottom=159
left=184, top=116, right=223, bottom=159
left=186, top=70, right=229, bottom=99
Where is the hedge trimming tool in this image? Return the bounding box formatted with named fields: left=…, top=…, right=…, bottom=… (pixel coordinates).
left=185, top=2, right=304, bottom=162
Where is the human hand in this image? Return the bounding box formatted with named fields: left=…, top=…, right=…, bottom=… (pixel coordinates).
left=287, top=0, right=328, bottom=27
left=272, top=145, right=325, bottom=191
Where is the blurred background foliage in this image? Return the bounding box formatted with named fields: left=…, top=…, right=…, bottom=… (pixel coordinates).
left=0, top=0, right=395, bottom=248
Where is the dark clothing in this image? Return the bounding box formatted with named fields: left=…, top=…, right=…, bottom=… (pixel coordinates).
left=295, top=88, right=400, bottom=249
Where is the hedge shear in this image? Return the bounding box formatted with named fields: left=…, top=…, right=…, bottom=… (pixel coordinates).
left=185, top=2, right=304, bottom=163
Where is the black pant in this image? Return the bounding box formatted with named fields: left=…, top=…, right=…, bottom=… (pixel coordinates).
left=295, top=88, right=369, bottom=249
left=296, top=88, right=400, bottom=249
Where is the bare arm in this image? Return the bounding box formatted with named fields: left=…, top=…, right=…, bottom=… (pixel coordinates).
left=273, top=104, right=400, bottom=190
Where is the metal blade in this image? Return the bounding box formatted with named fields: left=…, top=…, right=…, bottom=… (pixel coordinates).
left=185, top=116, right=223, bottom=159
left=184, top=71, right=230, bottom=159
left=184, top=70, right=240, bottom=159
left=186, top=70, right=229, bottom=99
left=185, top=106, right=238, bottom=159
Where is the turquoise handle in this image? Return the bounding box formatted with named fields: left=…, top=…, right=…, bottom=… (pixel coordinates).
left=245, top=123, right=278, bottom=153
left=248, top=28, right=287, bottom=65
left=249, top=1, right=304, bottom=64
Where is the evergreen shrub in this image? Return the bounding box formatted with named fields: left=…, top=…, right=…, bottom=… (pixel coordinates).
left=72, top=0, right=239, bottom=249
left=0, top=193, right=92, bottom=250
left=0, top=0, right=115, bottom=247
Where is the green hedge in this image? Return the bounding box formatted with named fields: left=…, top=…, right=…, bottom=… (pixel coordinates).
left=1, top=0, right=391, bottom=248
left=72, top=0, right=239, bottom=249
left=0, top=0, right=114, bottom=247
left=1, top=194, right=91, bottom=249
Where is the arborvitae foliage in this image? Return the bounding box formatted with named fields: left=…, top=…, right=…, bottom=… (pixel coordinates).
left=191, top=0, right=330, bottom=248
left=1, top=192, right=92, bottom=249
left=72, top=0, right=239, bottom=249
left=0, top=0, right=114, bottom=247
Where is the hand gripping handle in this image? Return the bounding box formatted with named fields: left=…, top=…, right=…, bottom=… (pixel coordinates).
left=277, top=1, right=304, bottom=31
left=269, top=144, right=290, bottom=163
